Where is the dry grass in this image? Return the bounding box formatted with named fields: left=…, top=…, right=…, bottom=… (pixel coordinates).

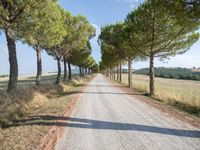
left=121, top=74, right=200, bottom=115
left=0, top=74, right=94, bottom=150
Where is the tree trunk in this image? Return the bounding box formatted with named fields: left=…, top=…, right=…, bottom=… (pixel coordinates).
left=79, top=66, right=82, bottom=77
left=68, top=61, right=72, bottom=80
left=111, top=68, right=113, bottom=79
left=5, top=26, right=18, bottom=93
left=111, top=68, right=114, bottom=79
left=128, top=59, right=132, bottom=88
left=85, top=68, right=87, bottom=75
left=109, top=68, right=112, bottom=78
left=113, top=68, right=115, bottom=80
left=63, top=58, right=67, bottom=81
left=149, top=54, right=155, bottom=96
left=119, top=61, right=122, bottom=83
left=113, top=68, right=114, bottom=80
left=114, top=68, right=117, bottom=80
left=36, top=45, right=42, bottom=86
left=82, top=68, right=84, bottom=76
left=56, top=57, right=61, bottom=85
left=117, top=64, right=119, bottom=82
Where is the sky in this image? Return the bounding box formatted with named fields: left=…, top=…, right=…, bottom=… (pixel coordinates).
left=0, top=0, right=200, bottom=75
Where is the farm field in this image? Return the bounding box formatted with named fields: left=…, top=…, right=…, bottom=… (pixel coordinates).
left=0, top=73, right=58, bottom=90
left=121, top=74, right=200, bottom=109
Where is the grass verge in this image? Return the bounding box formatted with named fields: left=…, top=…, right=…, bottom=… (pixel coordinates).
left=0, top=75, right=94, bottom=150
left=116, top=74, right=200, bottom=117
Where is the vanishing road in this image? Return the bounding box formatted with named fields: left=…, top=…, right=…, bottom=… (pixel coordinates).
left=56, top=74, right=200, bottom=150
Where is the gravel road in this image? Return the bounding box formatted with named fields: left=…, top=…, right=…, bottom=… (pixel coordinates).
left=55, top=74, right=200, bottom=150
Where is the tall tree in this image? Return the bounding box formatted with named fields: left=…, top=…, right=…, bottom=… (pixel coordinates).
left=126, top=0, right=199, bottom=95
left=99, top=23, right=140, bottom=88
left=17, top=1, right=66, bottom=85
left=63, top=58, right=68, bottom=81
left=62, top=15, right=95, bottom=80
left=0, top=0, right=43, bottom=92
left=45, top=10, right=72, bottom=84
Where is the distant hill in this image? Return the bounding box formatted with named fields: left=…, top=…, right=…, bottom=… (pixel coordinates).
left=134, top=67, right=200, bottom=81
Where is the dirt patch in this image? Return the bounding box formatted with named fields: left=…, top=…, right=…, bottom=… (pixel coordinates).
left=104, top=76, right=200, bottom=129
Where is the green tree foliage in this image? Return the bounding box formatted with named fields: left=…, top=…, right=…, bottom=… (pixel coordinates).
left=99, top=24, right=124, bottom=83
left=62, top=15, right=96, bottom=80
left=17, top=0, right=67, bottom=85
left=99, top=23, right=142, bottom=87
left=0, top=0, right=45, bottom=92
left=125, top=0, right=199, bottom=95
left=156, top=0, right=200, bottom=23
left=0, top=0, right=98, bottom=91
left=99, top=0, right=199, bottom=96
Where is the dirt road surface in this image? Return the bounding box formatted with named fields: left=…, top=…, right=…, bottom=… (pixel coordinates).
left=55, top=74, right=200, bottom=150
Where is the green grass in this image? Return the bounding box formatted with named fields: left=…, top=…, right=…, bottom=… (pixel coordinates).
left=0, top=74, right=94, bottom=150
left=121, top=74, right=200, bottom=115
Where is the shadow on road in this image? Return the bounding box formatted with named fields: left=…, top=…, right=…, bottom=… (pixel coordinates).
left=10, top=115, right=200, bottom=138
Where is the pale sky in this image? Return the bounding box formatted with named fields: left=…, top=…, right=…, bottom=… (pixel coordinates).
left=0, top=0, right=199, bottom=75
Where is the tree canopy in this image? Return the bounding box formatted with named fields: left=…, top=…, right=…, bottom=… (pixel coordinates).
left=99, top=0, right=200, bottom=95
left=0, top=0, right=98, bottom=92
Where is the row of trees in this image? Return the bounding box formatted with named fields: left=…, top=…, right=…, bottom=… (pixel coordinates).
left=99, top=0, right=200, bottom=96
left=134, top=67, right=200, bottom=81
left=0, top=0, right=98, bottom=93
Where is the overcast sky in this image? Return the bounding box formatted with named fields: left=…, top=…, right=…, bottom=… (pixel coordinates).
left=0, top=0, right=199, bottom=75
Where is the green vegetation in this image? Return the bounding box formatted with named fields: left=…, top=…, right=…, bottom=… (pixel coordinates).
left=134, top=67, right=200, bottom=81
left=99, top=0, right=200, bottom=96
left=0, top=3, right=98, bottom=141
left=125, top=0, right=199, bottom=95
left=0, top=0, right=98, bottom=93
left=99, top=0, right=200, bottom=114
left=0, top=2, right=99, bottom=147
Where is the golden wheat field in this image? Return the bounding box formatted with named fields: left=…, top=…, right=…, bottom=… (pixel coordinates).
left=121, top=74, right=200, bottom=107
